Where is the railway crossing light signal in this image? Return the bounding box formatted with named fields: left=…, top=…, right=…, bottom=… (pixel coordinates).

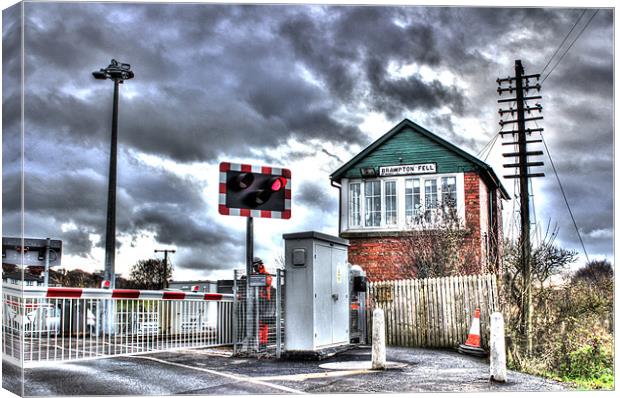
left=229, top=172, right=255, bottom=191
left=251, top=176, right=288, bottom=207
left=219, top=162, right=291, bottom=219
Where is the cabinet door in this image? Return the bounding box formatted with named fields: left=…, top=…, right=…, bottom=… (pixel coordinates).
left=314, top=243, right=333, bottom=347
left=331, top=246, right=349, bottom=344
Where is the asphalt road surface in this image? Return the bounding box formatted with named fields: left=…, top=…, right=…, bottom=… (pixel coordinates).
left=2, top=346, right=571, bottom=396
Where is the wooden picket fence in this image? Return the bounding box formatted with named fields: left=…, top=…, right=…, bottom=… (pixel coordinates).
left=367, top=274, right=499, bottom=349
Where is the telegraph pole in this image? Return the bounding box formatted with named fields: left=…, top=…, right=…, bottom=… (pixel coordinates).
left=497, top=60, right=544, bottom=354
left=154, top=249, right=175, bottom=289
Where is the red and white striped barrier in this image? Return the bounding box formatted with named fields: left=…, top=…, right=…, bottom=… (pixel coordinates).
left=3, top=285, right=233, bottom=301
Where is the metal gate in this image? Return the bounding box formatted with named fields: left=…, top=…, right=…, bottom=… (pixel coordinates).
left=2, top=285, right=234, bottom=367
left=232, top=269, right=285, bottom=357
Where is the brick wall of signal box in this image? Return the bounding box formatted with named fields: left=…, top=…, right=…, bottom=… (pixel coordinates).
left=347, top=172, right=486, bottom=281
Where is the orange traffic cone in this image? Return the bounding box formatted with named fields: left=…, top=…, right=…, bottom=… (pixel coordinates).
left=458, top=308, right=487, bottom=357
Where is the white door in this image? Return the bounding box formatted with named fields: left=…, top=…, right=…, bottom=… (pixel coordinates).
left=331, top=246, right=349, bottom=344
left=314, top=244, right=333, bottom=348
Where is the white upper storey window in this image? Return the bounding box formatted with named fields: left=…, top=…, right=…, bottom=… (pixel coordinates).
left=343, top=173, right=465, bottom=232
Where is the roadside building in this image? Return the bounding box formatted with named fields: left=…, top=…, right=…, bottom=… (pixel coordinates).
left=330, top=119, right=509, bottom=281
left=168, top=280, right=218, bottom=293
left=2, top=237, right=62, bottom=267
left=2, top=270, right=44, bottom=286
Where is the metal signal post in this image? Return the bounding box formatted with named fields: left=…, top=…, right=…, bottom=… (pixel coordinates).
left=219, top=162, right=292, bottom=350
left=497, top=60, right=544, bottom=354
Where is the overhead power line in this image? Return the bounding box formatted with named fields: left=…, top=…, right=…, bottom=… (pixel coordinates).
left=540, top=9, right=588, bottom=77
left=541, top=9, right=600, bottom=86
left=540, top=133, right=590, bottom=263
left=476, top=129, right=500, bottom=161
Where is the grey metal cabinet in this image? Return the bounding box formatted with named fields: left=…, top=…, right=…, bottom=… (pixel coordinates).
left=283, top=231, right=350, bottom=353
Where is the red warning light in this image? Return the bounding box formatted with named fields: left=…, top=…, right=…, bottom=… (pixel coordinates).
left=271, top=177, right=287, bottom=192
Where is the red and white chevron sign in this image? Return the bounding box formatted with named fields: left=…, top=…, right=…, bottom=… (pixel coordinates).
left=6, top=286, right=233, bottom=301
left=218, top=161, right=292, bottom=219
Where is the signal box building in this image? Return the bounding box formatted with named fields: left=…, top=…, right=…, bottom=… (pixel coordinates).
left=330, top=119, right=509, bottom=281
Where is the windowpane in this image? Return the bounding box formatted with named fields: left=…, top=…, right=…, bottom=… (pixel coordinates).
left=405, top=179, right=421, bottom=218
left=385, top=181, right=397, bottom=225
left=349, top=183, right=361, bottom=227
left=364, top=181, right=381, bottom=227
left=425, top=179, right=438, bottom=208
left=441, top=177, right=457, bottom=208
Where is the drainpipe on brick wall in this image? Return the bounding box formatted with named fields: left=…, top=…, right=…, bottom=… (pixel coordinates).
left=489, top=188, right=494, bottom=270
left=488, top=188, right=500, bottom=273
left=330, top=179, right=342, bottom=236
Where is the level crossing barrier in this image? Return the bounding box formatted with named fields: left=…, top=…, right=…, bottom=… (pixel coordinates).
left=2, top=285, right=234, bottom=367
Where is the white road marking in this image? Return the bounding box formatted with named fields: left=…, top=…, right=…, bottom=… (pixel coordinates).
left=254, top=368, right=378, bottom=381
left=129, top=355, right=307, bottom=394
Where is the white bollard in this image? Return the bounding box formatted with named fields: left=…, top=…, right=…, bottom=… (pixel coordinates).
left=490, top=312, right=507, bottom=382
left=371, top=308, right=386, bottom=370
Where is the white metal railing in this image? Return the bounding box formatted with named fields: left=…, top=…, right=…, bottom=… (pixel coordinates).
left=2, top=285, right=234, bottom=367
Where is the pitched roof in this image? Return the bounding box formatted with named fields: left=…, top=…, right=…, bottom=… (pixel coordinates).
left=330, top=119, right=509, bottom=199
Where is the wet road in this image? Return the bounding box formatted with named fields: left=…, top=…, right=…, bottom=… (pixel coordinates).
left=2, top=346, right=571, bottom=396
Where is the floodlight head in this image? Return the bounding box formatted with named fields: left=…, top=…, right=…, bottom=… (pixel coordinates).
left=94, top=59, right=135, bottom=81
left=108, top=69, right=125, bottom=79
left=92, top=70, right=107, bottom=80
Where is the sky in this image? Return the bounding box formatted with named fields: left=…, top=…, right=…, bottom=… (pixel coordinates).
left=1, top=1, right=614, bottom=281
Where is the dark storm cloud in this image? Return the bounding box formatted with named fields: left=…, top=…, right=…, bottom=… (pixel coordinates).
left=296, top=181, right=337, bottom=214
left=2, top=3, right=613, bottom=273
left=22, top=167, right=108, bottom=243
left=122, top=165, right=205, bottom=211
left=2, top=2, right=23, bottom=199
left=542, top=174, right=613, bottom=232
left=534, top=155, right=613, bottom=260
left=2, top=170, right=20, bottom=215
left=130, top=205, right=237, bottom=248
left=2, top=3, right=21, bottom=88
left=21, top=2, right=369, bottom=165
left=23, top=170, right=106, bottom=218
left=556, top=57, right=613, bottom=97
left=24, top=90, right=110, bottom=146
left=277, top=7, right=462, bottom=117
left=62, top=227, right=94, bottom=258
left=130, top=203, right=245, bottom=272
left=365, top=57, right=466, bottom=119
left=120, top=163, right=213, bottom=242
left=278, top=12, right=360, bottom=103
left=17, top=138, right=216, bottom=261
left=175, top=243, right=242, bottom=272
